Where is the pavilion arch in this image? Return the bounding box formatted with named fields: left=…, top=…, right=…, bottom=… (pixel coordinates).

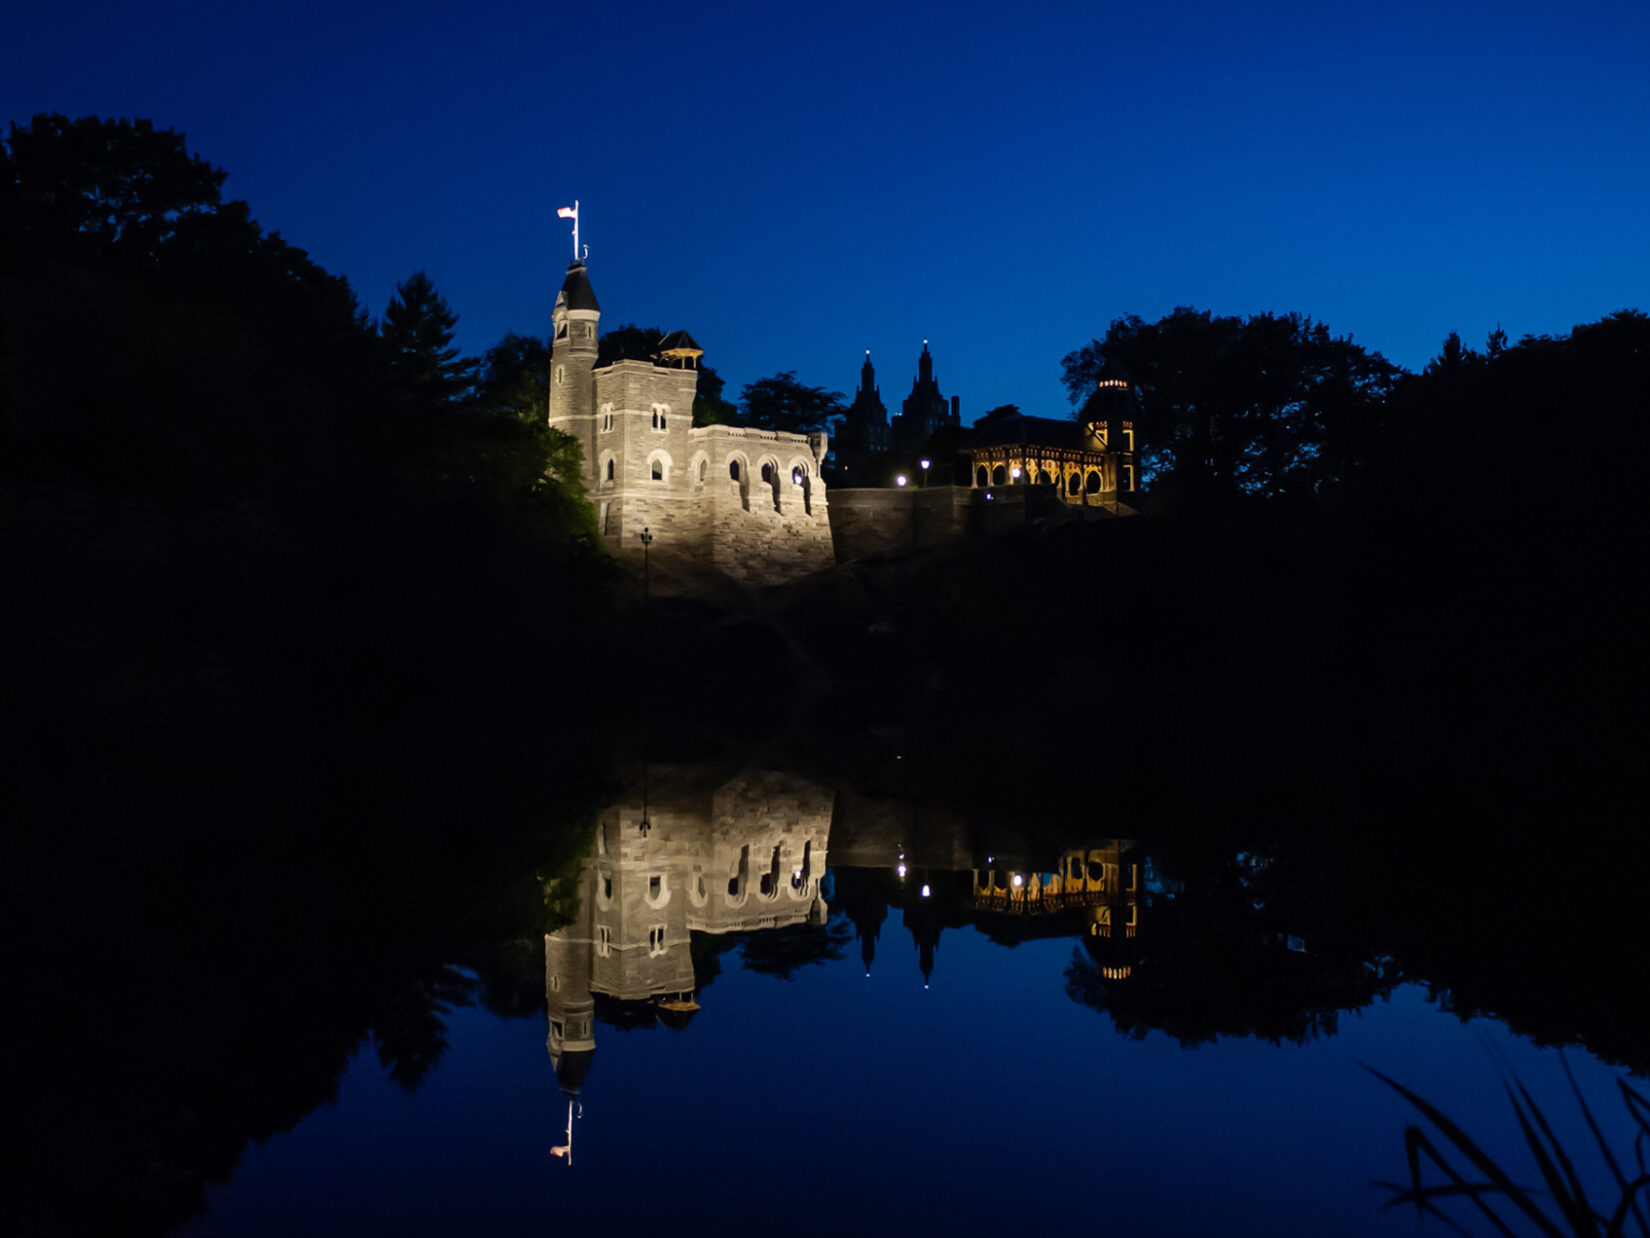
left=724, top=844, right=751, bottom=908
left=788, top=457, right=815, bottom=515
left=757, top=844, right=783, bottom=901
left=647, top=448, right=674, bottom=483
left=757, top=456, right=784, bottom=513
left=992, top=464, right=1007, bottom=486
left=976, top=465, right=988, bottom=487
left=787, top=840, right=814, bottom=899
left=1086, top=469, right=1103, bottom=494
left=726, top=451, right=752, bottom=510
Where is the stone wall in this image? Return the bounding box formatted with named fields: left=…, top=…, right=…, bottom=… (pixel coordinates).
left=599, top=423, right=834, bottom=587
left=828, top=486, right=972, bottom=562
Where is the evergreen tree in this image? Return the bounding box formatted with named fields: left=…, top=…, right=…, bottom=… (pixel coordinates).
left=382, top=270, right=475, bottom=408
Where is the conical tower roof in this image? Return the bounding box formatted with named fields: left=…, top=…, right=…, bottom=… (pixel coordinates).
left=558, top=260, right=600, bottom=313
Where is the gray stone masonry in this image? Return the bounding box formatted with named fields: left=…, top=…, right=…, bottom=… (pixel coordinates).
left=546, top=260, right=833, bottom=587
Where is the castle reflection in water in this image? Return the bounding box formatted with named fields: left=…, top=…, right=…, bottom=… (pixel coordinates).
left=546, top=766, right=1148, bottom=1119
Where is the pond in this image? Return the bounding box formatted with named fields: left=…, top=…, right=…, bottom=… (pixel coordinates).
left=161, top=765, right=1643, bottom=1238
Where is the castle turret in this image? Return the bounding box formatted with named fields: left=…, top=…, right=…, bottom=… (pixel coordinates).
left=548, top=260, right=601, bottom=465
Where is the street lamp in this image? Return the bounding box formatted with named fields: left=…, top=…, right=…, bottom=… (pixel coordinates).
left=895, top=474, right=908, bottom=487
left=919, top=458, right=930, bottom=488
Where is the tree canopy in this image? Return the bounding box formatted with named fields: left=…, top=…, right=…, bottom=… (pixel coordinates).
left=740, top=370, right=844, bottom=435
left=1, top=113, right=226, bottom=261
left=1062, top=309, right=1400, bottom=502
left=382, top=270, right=475, bottom=409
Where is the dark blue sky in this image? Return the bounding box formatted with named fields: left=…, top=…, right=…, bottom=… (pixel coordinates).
left=8, top=0, right=1646, bottom=419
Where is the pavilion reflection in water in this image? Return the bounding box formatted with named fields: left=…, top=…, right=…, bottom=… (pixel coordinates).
left=545, top=769, right=1148, bottom=1154
left=544, top=768, right=834, bottom=1126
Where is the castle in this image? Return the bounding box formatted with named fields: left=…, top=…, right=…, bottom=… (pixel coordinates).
left=546, top=260, right=834, bottom=586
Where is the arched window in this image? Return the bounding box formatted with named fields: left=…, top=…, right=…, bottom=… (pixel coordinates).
left=976, top=465, right=988, bottom=487
left=729, top=460, right=741, bottom=480
left=651, top=459, right=663, bottom=480
left=605, top=458, right=615, bottom=481
left=992, top=464, right=1006, bottom=486
left=760, top=462, right=773, bottom=483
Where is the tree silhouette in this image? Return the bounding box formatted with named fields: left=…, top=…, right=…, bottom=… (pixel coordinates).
left=740, top=370, right=843, bottom=434
left=1062, top=308, right=1399, bottom=502
left=474, top=331, right=549, bottom=423
left=382, top=271, right=474, bottom=409
left=1, top=113, right=226, bottom=261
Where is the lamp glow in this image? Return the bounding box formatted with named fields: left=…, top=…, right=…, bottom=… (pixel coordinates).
left=897, top=863, right=908, bottom=878
left=920, top=884, right=931, bottom=898
left=896, top=474, right=908, bottom=487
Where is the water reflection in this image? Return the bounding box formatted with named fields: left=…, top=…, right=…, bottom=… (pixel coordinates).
left=544, top=767, right=835, bottom=1146
left=544, top=766, right=1157, bottom=1150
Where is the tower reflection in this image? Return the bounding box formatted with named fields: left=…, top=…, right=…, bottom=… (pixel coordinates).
left=545, top=767, right=835, bottom=1155
left=545, top=767, right=1149, bottom=1161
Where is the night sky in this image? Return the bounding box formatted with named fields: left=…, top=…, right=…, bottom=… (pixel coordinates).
left=7, top=0, right=1646, bottom=419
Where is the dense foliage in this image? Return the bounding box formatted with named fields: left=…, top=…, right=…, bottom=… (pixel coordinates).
left=2, top=114, right=615, bottom=1232
left=740, top=369, right=845, bottom=434
left=1062, top=307, right=1401, bottom=502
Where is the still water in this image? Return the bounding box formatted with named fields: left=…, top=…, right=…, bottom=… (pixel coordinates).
left=174, top=766, right=1642, bottom=1238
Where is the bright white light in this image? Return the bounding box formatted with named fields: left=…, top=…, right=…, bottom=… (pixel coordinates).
left=1011, top=466, right=1022, bottom=479
left=1011, top=874, right=1024, bottom=888
left=896, top=474, right=908, bottom=487
left=897, top=863, right=908, bottom=878
left=920, top=458, right=930, bottom=469
left=920, top=883, right=931, bottom=898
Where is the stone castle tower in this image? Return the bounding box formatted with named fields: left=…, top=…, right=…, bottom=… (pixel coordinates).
left=545, top=259, right=833, bottom=586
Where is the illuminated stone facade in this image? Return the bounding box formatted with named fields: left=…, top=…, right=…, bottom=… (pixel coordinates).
left=963, top=382, right=1139, bottom=509
left=544, top=768, right=834, bottom=1095
left=546, top=261, right=834, bottom=586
